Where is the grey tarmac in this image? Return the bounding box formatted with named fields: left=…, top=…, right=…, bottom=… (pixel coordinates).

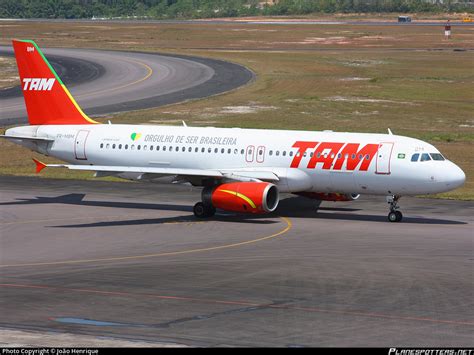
left=0, top=176, right=473, bottom=347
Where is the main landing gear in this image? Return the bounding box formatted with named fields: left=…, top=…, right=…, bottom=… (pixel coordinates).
left=386, top=195, right=403, bottom=222
left=193, top=202, right=216, bottom=218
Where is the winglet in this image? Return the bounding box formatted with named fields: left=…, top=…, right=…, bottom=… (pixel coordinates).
left=32, top=158, right=47, bottom=173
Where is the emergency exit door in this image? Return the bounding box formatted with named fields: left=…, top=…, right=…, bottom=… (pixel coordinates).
left=375, top=142, right=394, bottom=174
left=74, top=130, right=89, bottom=160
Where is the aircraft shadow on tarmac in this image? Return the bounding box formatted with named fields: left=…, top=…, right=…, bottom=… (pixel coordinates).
left=0, top=193, right=467, bottom=226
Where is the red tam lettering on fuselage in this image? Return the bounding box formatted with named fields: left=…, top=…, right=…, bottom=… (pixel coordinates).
left=307, top=142, right=345, bottom=169
left=332, top=143, right=378, bottom=171
left=290, top=141, right=378, bottom=171
left=290, top=141, right=318, bottom=168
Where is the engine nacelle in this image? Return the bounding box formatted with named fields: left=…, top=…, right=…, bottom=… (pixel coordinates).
left=296, top=192, right=360, bottom=202
left=203, top=182, right=279, bottom=214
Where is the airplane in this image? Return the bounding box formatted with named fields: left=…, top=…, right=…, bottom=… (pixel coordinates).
left=1, top=40, right=466, bottom=222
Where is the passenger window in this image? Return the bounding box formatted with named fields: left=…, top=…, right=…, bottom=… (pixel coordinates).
left=144, top=145, right=147, bottom=151
left=228, top=149, right=231, bottom=154
left=156, top=145, right=159, bottom=151
left=112, top=144, right=116, bottom=149
left=289, top=151, right=293, bottom=157
left=100, top=143, right=103, bottom=149
left=182, top=147, right=185, bottom=152
left=208, top=148, right=212, bottom=153
left=411, top=153, right=419, bottom=162
left=234, top=149, right=238, bottom=154
left=202, top=147, right=205, bottom=153
left=125, top=144, right=128, bottom=150
left=118, top=144, right=122, bottom=149
left=106, top=144, right=110, bottom=149
left=195, top=147, right=198, bottom=152
left=137, top=145, right=141, bottom=150
left=241, top=149, right=245, bottom=155
left=282, top=151, right=286, bottom=156
left=276, top=151, right=280, bottom=156
left=269, top=150, right=273, bottom=156
left=175, top=146, right=179, bottom=152
left=150, top=145, right=153, bottom=151
left=420, top=153, right=431, bottom=162
left=163, top=146, right=166, bottom=151
left=188, top=147, right=192, bottom=152
left=131, top=145, right=135, bottom=150
left=365, top=154, right=370, bottom=160
left=214, top=148, right=218, bottom=153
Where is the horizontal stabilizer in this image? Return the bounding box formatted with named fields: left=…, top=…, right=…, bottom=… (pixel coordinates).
left=32, top=158, right=47, bottom=173
left=0, top=134, right=54, bottom=142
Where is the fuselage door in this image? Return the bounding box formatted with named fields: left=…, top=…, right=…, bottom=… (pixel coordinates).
left=74, top=130, right=89, bottom=160
left=375, top=142, right=394, bottom=174
left=246, top=145, right=255, bottom=163
left=256, top=145, right=265, bottom=163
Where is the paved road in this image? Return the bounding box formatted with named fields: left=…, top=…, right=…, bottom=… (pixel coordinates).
left=0, top=176, right=472, bottom=347
left=0, top=46, right=254, bottom=126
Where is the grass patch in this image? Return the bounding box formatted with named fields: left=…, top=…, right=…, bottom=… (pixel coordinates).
left=0, top=56, right=19, bottom=89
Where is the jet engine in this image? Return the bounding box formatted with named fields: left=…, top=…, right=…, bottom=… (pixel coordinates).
left=202, top=182, right=279, bottom=214
left=296, top=192, right=360, bottom=202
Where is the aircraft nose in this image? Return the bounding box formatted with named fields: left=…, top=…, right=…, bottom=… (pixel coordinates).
left=445, top=162, right=466, bottom=189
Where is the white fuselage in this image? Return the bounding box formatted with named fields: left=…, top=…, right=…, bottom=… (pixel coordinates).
left=7, top=124, right=466, bottom=196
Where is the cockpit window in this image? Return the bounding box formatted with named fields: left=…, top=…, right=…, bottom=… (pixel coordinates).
left=411, top=153, right=419, bottom=162
left=420, top=153, right=431, bottom=162
left=430, top=153, right=445, bottom=161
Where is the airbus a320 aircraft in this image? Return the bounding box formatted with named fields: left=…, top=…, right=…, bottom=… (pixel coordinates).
left=2, top=40, right=466, bottom=222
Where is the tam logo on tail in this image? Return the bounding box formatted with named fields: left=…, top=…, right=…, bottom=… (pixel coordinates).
left=22, top=78, right=55, bottom=91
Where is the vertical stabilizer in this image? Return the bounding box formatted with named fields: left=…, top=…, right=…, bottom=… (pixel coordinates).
left=12, top=39, right=98, bottom=125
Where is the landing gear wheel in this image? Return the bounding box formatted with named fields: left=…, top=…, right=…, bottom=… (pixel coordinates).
left=386, top=195, right=403, bottom=222
left=193, top=202, right=216, bottom=218
left=388, top=210, right=403, bottom=222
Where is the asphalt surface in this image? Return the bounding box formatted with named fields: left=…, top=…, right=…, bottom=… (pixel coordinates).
left=0, top=46, right=254, bottom=126
left=0, top=176, right=472, bottom=347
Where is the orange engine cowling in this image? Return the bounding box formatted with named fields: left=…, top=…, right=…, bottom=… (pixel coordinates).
left=296, top=192, right=360, bottom=202
left=203, top=182, right=279, bottom=214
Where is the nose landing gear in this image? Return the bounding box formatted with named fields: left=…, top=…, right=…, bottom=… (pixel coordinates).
left=387, top=195, right=403, bottom=222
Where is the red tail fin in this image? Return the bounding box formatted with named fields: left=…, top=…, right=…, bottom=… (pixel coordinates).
left=12, top=40, right=98, bottom=125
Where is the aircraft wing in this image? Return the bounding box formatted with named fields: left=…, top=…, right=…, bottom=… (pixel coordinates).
left=33, top=160, right=279, bottom=182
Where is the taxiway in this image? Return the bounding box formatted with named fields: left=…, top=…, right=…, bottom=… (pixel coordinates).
left=0, top=176, right=472, bottom=346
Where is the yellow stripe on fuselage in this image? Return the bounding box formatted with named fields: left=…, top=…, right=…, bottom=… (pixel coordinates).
left=220, top=189, right=257, bottom=209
